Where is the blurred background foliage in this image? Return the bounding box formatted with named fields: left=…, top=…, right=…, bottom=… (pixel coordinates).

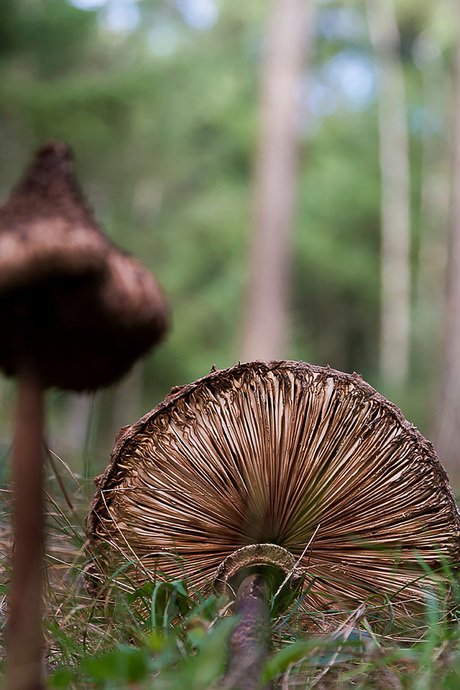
left=0, top=0, right=457, bottom=476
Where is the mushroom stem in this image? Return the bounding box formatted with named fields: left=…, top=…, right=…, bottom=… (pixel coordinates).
left=220, top=572, right=272, bottom=690
left=7, top=367, right=45, bottom=690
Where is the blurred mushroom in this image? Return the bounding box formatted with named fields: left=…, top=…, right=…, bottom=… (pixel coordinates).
left=0, top=141, right=169, bottom=690
left=86, top=360, right=460, bottom=689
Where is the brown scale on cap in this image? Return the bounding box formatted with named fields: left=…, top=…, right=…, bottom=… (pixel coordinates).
left=86, top=360, right=460, bottom=627
left=0, top=140, right=169, bottom=390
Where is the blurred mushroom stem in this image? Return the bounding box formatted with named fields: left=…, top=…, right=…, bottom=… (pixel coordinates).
left=220, top=572, right=272, bottom=690
left=0, top=140, right=169, bottom=690
left=7, top=367, right=45, bottom=690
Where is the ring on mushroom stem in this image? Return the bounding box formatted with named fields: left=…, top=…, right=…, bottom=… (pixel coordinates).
left=213, top=543, right=302, bottom=612
left=214, top=544, right=299, bottom=690
left=86, top=360, right=460, bottom=688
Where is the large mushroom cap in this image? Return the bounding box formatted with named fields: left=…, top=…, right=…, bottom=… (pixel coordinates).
left=0, top=141, right=169, bottom=390
left=86, top=361, right=460, bottom=623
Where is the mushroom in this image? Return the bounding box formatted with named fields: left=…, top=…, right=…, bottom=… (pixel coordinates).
left=86, top=360, right=460, bottom=689
left=0, top=141, right=169, bottom=690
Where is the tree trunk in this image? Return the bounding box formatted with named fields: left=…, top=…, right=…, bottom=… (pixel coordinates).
left=414, top=43, right=450, bottom=440
left=240, top=0, right=313, bottom=362
left=433, top=12, right=460, bottom=484
left=111, top=362, right=143, bottom=438
left=366, top=0, right=411, bottom=385
left=65, top=392, right=94, bottom=453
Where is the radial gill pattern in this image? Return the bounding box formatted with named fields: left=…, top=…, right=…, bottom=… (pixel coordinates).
left=86, top=361, right=460, bottom=620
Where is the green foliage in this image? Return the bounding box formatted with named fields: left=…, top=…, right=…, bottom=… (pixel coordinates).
left=1, top=460, right=460, bottom=689
left=41, top=538, right=460, bottom=690
left=0, top=0, right=454, bottom=449
left=4, top=0, right=96, bottom=78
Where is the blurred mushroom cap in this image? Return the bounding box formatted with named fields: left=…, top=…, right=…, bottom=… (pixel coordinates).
left=86, top=361, right=460, bottom=623
left=0, top=141, right=169, bottom=390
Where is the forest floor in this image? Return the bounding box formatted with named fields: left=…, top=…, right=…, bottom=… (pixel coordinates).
left=0, top=459, right=460, bottom=689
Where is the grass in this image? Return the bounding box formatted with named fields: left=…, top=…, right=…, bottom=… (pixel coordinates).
left=1, top=448, right=460, bottom=689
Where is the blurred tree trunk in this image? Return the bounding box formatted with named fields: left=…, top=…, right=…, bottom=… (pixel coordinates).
left=366, top=0, right=411, bottom=385
left=414, top=42, right=450, bottom=404
left=240, top=0, right=313, bottom=362
left=66, top=393, right=93, bottom=452
left=433, top=19, right=460, bottom=482
left=111, top=362, right=143, bottom=435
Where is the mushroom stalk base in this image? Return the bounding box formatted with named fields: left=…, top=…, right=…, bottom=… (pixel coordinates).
left=220, top=573, right=271, bottom=690
left=6, top=368, right=45, bottom=690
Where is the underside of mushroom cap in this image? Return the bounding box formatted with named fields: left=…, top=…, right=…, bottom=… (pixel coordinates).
left=86, top=360, right=460, bottom=623
left=0, top=141, right=169, bottom=390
